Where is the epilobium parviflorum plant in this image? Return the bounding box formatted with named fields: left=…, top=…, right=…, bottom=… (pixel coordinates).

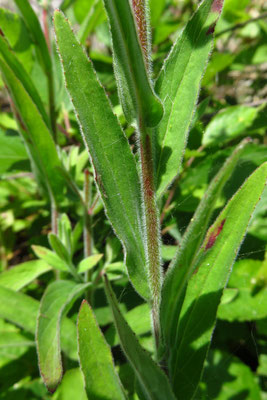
left=0, top=0, right=267, bottom=398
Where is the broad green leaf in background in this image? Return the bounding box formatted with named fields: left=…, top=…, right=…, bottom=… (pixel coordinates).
left=37, top=280, right=90, bottom=392
left=0, top=35, right=50, bottom=129
left=54, top=11, right=149, bottom=300
left=104, top=276, right=176, bottom=400
left=0, top=8, right=33, bottom=73
left=248, top=186, right=267, bottom=241
left=77, top=300, right=126, bottom=400
left=102, top=0, right=163, bottom=127
left=78, top=0, right=106, bottom=44
left=0, top=58, right=65, bottom=206
left=218, top=259, right=267, bottom=321
left=54, top=368, right=87, bottom=400
left=105, top=303, right=151, bottom=347
left=73, top=0, right=95, bottom=23
left=197, top=350, right=261, bottom=399
left=0, top=285, right=38, bottom=334
left=0, top=331, right=34, bottom=349
left=0, top=127, right=28, bottom=174
left=155, top=0, right=224, bottom=198
left=161, top=138, right=251, bottom=346
left=0, top=260, right=51, bottom=291
left=202, top=105, right=259, bottom=146
left=13, top=0, right=52, bottom=74
left=0, top=285, right=78, bottom=361
left=168, top=162, right=267, bottom=399
left=149, top=0, right=166, bottom=27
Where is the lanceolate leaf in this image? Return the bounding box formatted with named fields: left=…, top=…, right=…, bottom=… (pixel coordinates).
left=160, top=138, right=251, bottom=346
left=13, top=0, right=52, bottom=73
left=54, top=11, right=149, bottom=300
left=0, top=285, right=78, bottom=361
left=104, top=276, right=176, bottom=400
left=0, top=8, right=33, bottom=73
left=168, top=162, right=267, bottom=399
left=0, top=58, right=65, bottom=206
left=0, top=260, right=51, bottom=291
left=37, top=280, right=90, bottom=392
left=78, top=300, right=126, bottom=400
left=155, top=0, right=224, bottom=198
left=0, top=35, right=50, bottom=129
left=102, top=0, right=163, bottom=127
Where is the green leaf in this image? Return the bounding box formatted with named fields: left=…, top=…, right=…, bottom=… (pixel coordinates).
left=0, top=127, right=28, bottom=174
left=48, top=234, right=83, bottom=281
left=102, top=0, right=163, bottom=127
left=105, top=303, right=151, bottom=347
left=0, top=331, right=34, bottom=349
left=77, top=300, right=126, bottom=400
left=104, top=276, right=176, bottom=400
left=0, top=260, right=51, bottom=291
left=48, top=233, right=71, bottom=265
left=168, top=162, right=267, bottom=399
left=32, top=245, right=68, bottom=272
left=202, top=105, right=259, bottom=146
left=0, top=57, right=65, bottom=206
left=248, top=186, right=267, bottom=241
left=77, top=254, right=103, bottom=273
left=55, top=368, right=87, bottom=400
left=78, top=0, right=106, bottom=44
left=0, top=35, right=50, bottom=129
left=37, top=280, right=90, bottom=392
left=197, top=350, right=261, bottom=399
left=155, top=0, right=224, bottom=198
left=0, top=285, right=78, bottom=360
left=13, top=0, right=51, bottom=74
left=161, top=138, right=251, bottom=347
left=54, top=11, right=149, bottom=300
left=0, top=8, right=33, bottom=73
left=218, top=259, right=267, bottom=321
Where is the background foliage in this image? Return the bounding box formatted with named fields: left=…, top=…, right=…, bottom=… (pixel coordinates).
left=0, top=0, right=266, bottom=398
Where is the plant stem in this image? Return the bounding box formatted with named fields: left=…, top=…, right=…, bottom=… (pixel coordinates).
left=42, top=2, right=57, bottom=143
left=51, top=201, right=60, bottom=280
left=139, top=122, right=162, bottom=349
left=216, top=12, right=267, bottom=37
left=83, top=169, right=92, bottom=262
left=131, top=0, right=161, bottom=348
left=131, top=0, right=150, bottom=69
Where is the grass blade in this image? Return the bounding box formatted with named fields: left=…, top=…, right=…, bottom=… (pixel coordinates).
left=54, top=11, right=149, bottom=300
left=77, top=300, right=126, bottom=400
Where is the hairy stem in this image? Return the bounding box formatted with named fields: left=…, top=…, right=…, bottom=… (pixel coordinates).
left=139, top=123, right=162, bottom=349
left=131, top=0, right=150, bottom=69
